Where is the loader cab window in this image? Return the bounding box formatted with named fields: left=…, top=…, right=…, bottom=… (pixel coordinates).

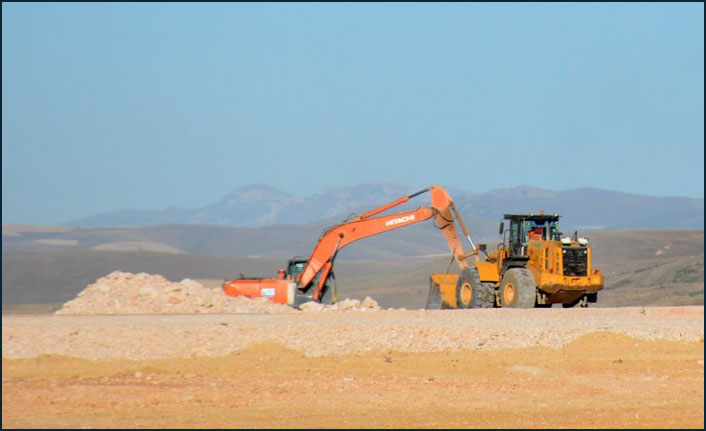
left=509, top=219, right=525, bottom=256
left=528, top=226, right=543, bottom=241
left=549, top=220, right=561, bottom=240
left=505, top=214, right=562, bottom=256
left=527, top=219, right=551, bottom=241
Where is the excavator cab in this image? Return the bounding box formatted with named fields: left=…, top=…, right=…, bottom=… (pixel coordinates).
left=286, top=256, right=338, bottom=306
left=286, top=257, right=308, bottom=280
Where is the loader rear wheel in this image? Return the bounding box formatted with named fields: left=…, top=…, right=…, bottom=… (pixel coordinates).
left=499, top=268, right=536, bottom=308
left=455, top=267, right=494, bottom=309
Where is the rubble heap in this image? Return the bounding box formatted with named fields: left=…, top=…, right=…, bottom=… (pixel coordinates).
left=55, top=271, right=384, bottom=315
left=299, top=296, right=382, bottom=312
left=55, top=271, right=297, bottom=314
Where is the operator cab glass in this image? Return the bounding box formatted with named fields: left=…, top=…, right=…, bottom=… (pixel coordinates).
left=503, top=214, right=561, bottom=256
left=287, top=259, right=308, bottom=279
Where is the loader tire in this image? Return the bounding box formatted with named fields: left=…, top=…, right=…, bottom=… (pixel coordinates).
left=499, top=268, right=536, bottom=308
left=561, top=298, right=578, bottom=308
left=455, top=267, right=495, bottom=309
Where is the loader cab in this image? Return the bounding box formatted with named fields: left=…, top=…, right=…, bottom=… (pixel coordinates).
left=501, top=213, right=561, bottom=257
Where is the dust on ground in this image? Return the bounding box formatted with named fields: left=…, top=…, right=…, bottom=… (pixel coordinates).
left=2, top=272, right=704, bottom=428
left=2, top=332, right=703, bottom=429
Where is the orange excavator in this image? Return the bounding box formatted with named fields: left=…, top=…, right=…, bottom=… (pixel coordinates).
left=222, top=185, right=477, bottom=307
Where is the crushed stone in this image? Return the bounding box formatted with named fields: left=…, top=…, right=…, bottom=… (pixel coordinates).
left=55, top=271, right=382, bottom=315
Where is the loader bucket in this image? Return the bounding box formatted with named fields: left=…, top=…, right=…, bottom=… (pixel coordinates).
left=426, top=273, right=459, bottom=309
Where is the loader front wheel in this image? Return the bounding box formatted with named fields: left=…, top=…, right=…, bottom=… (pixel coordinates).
left=455, top=267, right=494, bottom=309
left=499, top=268, right=536, bottom=308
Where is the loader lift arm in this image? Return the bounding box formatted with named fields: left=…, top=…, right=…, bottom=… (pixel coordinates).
left=297, top=185, right=474, bottom=301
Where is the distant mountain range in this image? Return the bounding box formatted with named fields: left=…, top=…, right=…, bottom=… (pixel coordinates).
left=65, top=183, right=703, bottom=231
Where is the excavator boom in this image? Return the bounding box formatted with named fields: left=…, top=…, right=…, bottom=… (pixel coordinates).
left=298, top=185, right=470, bottom=300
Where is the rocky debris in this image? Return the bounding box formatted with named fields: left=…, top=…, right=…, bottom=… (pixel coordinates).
left=55, top=271, right=384, bottom=315
left=4, top=306, right=703, bottom=360
left=55, top=271, right=297, bottom=315
left=361, top=296, right=379, bottom=308
left=298, top=301, right=326, bottom=312
left=299, top=296, right=381, bottom=313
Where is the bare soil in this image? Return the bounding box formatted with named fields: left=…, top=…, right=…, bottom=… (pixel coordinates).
left=2, top=307, right=704, bottom=429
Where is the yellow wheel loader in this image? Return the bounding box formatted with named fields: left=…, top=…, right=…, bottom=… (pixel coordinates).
left=426, top=211, right=604, bottom=309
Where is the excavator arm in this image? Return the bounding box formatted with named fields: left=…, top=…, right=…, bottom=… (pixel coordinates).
left=297, top=185, right=474, bottom=301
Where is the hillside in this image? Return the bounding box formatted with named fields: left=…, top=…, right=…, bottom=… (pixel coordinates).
left=0, top=249, right=421, bottom=307
left=1, top=222, right=488, bottom=260
left=587, top=231, right=704, bottom=307
left=336, top=233, right=704, bottom=309
left=2, top=231, right=702, bottom=311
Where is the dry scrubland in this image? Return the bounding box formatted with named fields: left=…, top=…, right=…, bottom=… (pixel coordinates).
left=2, top=272, right=704, bottom=429
left=3, top=230, right=703, bottom=310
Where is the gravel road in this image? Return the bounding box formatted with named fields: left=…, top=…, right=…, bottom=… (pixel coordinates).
left=3, top=306, right=703, bottom=360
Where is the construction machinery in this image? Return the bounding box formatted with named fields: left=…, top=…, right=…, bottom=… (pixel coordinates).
left=427, top=211, right=604, bottom=309
left=222, top=185, right=477, bottom=307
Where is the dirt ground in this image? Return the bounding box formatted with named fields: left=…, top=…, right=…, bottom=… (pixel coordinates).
left=3, top=308, right=704, bottom=429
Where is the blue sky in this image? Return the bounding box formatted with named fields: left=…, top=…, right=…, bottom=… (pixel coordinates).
left=2, top=3, right=704, bottom=224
